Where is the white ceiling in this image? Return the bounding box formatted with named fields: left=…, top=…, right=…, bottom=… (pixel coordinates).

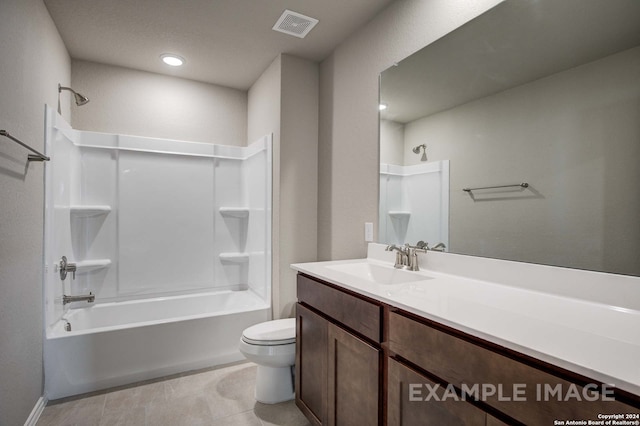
left=44, top=0, right=395, bottom=90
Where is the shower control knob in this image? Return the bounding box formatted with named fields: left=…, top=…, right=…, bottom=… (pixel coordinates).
left=59, top=256, right=77, bottom=281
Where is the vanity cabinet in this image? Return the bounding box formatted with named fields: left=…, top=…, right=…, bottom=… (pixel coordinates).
left=296, top=274, right=382, bottom=426
left=388, top=310, right=640, bottom=425
left=295, top=273, right=640, bottom=426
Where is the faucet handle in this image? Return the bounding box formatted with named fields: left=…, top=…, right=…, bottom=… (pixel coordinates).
left=416, top=240, right=429, bottom=250
left=430, top=242, right=446, bottom=252
left=406, top=242, right=428, bottom=253
left=59, top=256, right=77, bottom=281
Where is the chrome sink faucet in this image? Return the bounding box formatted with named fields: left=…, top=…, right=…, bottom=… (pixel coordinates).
left=386, top=243, right=428, bottom=271
left=386, top=244, right=410, bottom=269
left=407, top=243, right=427, bottom=271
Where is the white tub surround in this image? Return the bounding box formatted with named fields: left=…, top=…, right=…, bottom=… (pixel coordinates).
left=291, top=243, right=640, bottom=397
left=379, top=161, right=449, bottom=247
left=43, top=105, right=273, bottom=399
left=45, top=291, right=268, bottom=400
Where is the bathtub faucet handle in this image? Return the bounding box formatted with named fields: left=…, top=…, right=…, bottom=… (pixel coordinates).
left=59, top=256, right=77, bottom=281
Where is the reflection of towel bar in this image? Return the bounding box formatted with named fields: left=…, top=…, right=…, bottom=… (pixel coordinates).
left=463, top=182, right=528, bottom=192
left=0, top=129, right=50, bottom=161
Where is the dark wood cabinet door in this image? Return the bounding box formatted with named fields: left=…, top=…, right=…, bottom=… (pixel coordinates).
left=486, top=415, right=510, bottom=426
left=296, top=303, right=328, bottom=426
left=327, top=322, right=380, bottom=426
left=387, top=358, right=486, bottom=426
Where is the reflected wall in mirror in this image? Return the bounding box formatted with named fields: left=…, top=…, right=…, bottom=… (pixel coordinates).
left=379, top=0, right=640, bottom=276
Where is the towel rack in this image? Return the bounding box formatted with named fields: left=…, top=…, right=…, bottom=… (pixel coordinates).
left=0, top=129, right=50, bottom=162
left=463, top=182, right=528, bottom=192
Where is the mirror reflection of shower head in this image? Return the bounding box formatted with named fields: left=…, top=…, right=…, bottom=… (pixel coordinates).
left=412, top=144, right=427, bottom=161
left=58, top=84, right=89, bottom=114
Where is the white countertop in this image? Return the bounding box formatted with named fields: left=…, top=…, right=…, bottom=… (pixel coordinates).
left=291, top=244, right=640, bottom=397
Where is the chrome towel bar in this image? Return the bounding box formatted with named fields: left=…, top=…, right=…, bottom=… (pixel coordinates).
left=463, top=182, right=529, bottom=192
left=0, top=129, right=50, bottom=161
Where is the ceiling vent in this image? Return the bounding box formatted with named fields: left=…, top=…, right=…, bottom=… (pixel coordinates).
left=272, top=10, right=319, bottom=39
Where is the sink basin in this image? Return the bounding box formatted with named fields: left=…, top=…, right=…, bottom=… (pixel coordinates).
left=327, top=262, right=430, bottom=285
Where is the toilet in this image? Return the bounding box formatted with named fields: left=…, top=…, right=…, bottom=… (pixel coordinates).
left=239, top=318, right=296, bottom=404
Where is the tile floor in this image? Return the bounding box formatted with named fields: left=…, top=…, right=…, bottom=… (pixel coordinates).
left=37, top=362, right=310, bottom=426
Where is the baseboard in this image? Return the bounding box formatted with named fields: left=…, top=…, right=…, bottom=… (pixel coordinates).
left=24, top=395, right=47, bottom=426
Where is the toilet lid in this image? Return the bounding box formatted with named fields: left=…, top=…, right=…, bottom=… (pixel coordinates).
left=242, top=318, right=296, bottom=345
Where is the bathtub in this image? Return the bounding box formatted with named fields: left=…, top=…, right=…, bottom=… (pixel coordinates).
left=44, top=290, right=270, bottom=400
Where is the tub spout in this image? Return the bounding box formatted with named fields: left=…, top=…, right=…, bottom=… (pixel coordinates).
left=63, top=292, right=95, bottom=305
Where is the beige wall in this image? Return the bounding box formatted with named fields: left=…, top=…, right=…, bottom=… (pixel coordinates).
left=318, top=0, right=502, bottom=260
left=0, top=0, right=71, bottom=424
left=71, top=60, right=248, bottom=145
left=402, top=46, right=640, bottom=275
left=380, top=119, right=404, bottom=165
left=248, top=57, right=281, bottom=144
left=248, top=55, right=319, bottom=319
left=279, top=55, right=319, bottom=318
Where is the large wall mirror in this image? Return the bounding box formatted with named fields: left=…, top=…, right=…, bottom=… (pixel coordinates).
left=379, top=0, right=640, bottom=276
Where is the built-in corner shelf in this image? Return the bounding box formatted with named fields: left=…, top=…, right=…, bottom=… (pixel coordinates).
left=388, top=211, right=411, bottom=219
left=70, top=205, right=112, bottom=218
left=219, top=207, right=250, bottom=218
left=76, top=259, right=111, bottom=274
left=219, top=253, right=249, bottom=263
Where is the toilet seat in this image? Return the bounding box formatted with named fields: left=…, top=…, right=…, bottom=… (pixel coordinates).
left=241, top=318, right=295, bottom=346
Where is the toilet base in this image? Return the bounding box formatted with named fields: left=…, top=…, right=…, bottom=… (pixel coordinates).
left=255, top=365, right=294, bottom=404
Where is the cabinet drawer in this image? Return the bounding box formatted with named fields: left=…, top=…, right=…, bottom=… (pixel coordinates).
left=297, top=274, right=382, bottom=343
left=389, top=311, right=639, bottom=424
left=388, top=358, right=485, bottom=426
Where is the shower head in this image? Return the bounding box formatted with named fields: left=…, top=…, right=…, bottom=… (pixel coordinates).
left=73, top=92, right=90, bottom=106
left=58, top=84, right=90, bottom=107
left=412, top=144, right=428, bottom=161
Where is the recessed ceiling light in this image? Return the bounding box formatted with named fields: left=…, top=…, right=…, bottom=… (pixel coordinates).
left=379, top=103, right=388, bottom=111
left=161, top=54, right=185, bottom=67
